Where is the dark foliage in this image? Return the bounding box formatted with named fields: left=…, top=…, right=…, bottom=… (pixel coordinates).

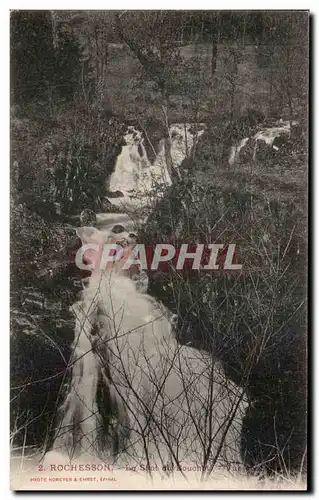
left=141, top=143, right=307, bottom=474
left=11, top=10, right=81, bottom=104
left=11, top=332, right=72, bottom=448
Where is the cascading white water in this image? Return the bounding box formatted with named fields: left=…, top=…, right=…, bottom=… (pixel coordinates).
left=46, top=123, right=208, bottom=464
left=48, top=299, right=102, bottom=461
left=45, top=121, right=247, bottom=471
left=108, top=127, right=150, bottom=195
left=45, top=225, right=246, bottom=470
left=107, top=123, right=206, bottom=209
left=45, top=221, right=135, bottom=464
left=228, top=120, right=297, bottom=165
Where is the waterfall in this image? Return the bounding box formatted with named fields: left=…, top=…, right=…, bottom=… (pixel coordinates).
left=229, top=138, right=250, bottom=165
left=107, top=123, right=206, bottom=210
left=109, top=127, right=149, bottom=195
left=45, top=225, right=246, bottom=471
left=228, top=120, right=297, bottom=165
left=44, top=121, right=247, bottom=472
left=49, top=299, right=102, bottom=461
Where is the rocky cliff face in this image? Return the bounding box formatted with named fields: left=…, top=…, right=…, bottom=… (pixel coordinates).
left=10, top=201, right=85, bottom=448
left=11, top=113, right=126, bottom=218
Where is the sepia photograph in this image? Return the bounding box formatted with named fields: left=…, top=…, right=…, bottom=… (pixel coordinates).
left=10, top=9, right=308, bottom=491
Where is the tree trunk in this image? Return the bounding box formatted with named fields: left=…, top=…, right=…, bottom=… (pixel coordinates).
left=161, top=104, right=180, bottom=182
left=211, top=43, right=218, bottom=78
left=285, top=45, right=294, bottom=125
left=229, top=83, right=236, bottom=124
left=161, top=104, right=173, bottom=180
left=287, top=85, right=294, bottom=127
left=50, top=10, right=59, bottom=49
left=242, top=13, right=247, bottom=48
left=211, top=14, right=220, bottom=82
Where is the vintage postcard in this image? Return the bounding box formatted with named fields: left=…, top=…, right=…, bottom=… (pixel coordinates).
left=10, top=10, right=308, bottom=490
